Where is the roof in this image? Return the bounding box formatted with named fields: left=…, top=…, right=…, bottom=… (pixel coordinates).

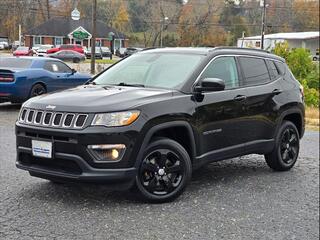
left=140, top=47, right=284, bottom=61
left=142, top=47, right=214, bottom=55
left=1, top=56, right=62, bottom=62
left=25, top=18, right=126, bottom=39
left=0, top=31, right=8, bottom=38
left=241, top=31, right=319, bottom=40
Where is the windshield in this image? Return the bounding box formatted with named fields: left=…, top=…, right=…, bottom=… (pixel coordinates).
left=17, top=47, right=28, bottom=51
left=0, top=58, right=32, bottom=68
left=39, top=45, right=52, bottom=50
left=93, top=53, right=204, bottom=90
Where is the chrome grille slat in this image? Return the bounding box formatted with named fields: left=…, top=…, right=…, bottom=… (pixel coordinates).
left=62, top=114, right=75, bottom=128
left=34, top=111, right=43, bottom=125
left=19, top=108, right=88, bottom=129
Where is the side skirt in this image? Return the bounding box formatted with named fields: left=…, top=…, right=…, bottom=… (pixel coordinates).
left=193, top=139, right=275, bottom=169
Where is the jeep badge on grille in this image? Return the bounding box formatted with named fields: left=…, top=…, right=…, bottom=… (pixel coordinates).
left=46, top=105, right=56, bottom=110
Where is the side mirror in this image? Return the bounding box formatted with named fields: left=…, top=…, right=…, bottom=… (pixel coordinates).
left=194, top=78, right=225, bottom=93
left=71, top=69, right=77, bottom=74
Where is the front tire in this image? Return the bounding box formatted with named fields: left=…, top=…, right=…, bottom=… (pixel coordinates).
left=135, top=138, right=192, bottom=203
left=265, top=121, right=300, bottom=171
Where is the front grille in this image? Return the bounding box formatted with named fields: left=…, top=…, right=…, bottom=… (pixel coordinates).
left=19, top=108, right=88, bottom=129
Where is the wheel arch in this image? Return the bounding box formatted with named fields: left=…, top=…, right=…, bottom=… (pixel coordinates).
left=28, top=81, right=47, bottom=97
left=134, top=121, right=196, bottom=168
left=278, top=108, right=305, bottom=138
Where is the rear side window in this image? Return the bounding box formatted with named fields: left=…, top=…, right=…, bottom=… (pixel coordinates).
left=239, top=57, right=270, bottom=86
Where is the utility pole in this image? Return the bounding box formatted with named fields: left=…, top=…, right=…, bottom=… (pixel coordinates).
left=91, top=0, right=97, bottom=75
left=46, top=0, right=50, bottom=20
left=261, top=0, right=267, bottom=50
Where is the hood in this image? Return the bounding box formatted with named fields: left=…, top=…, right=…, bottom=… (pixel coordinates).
left=24, top=85, right=177, bottom=113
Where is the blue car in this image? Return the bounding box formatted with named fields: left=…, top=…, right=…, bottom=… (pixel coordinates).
left=0, top=57, right=91, bottom=103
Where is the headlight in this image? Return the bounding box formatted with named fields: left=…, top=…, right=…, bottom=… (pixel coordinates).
left=91, top=110, right=140, bottom=127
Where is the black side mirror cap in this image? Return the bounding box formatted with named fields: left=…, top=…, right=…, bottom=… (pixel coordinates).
left=194, top=78, right=225, bottom=93
left=71, top=69, right=77, bottom=74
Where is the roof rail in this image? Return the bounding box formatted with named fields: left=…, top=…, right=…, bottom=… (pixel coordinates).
left=212, top=46, right=270, bottom=53
left=141, top=47, right=156, bottom=51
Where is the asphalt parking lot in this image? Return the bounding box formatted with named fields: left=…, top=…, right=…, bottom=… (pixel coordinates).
left=0, top=102, right=319, bottom=240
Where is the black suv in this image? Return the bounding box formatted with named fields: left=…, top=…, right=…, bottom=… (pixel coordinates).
left=16, top=47, right=305, bottom=202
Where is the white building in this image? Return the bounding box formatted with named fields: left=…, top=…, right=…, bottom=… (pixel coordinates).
left=237, top=32, right=319, bottom=56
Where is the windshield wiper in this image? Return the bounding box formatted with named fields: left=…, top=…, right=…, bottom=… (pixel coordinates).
left=117, top=82, right=145, bottom=88
left=85, top=79, right=96, bottom=85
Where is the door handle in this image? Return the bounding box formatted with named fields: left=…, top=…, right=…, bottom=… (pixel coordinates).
left=234, top=95, right=247, bottom=101
left=272, top=89, right=282, bottom=95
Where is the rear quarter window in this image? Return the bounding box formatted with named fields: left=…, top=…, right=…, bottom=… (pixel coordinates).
left=266, top=60, right=281, bottom=80
left=274, top=61, right=286, bottom=75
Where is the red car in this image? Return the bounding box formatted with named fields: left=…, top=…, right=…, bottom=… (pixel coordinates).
left=47, top=44, right=84, bottom=54
left=13, top=46, right=33, bottom=56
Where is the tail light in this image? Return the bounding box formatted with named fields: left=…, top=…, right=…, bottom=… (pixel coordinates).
left=0, top=75, right=14, bottom=82
left=299, top=84, right=304, bottom=99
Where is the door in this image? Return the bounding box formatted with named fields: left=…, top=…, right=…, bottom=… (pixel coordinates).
left=194, top=56, right=248, bottom=158
left=44, top=61, right=74, bottom=90
left=237, top=56, right=281, bottom=149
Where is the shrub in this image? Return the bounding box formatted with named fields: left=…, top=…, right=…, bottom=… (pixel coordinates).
left=273, top=42, right=319, bottom=107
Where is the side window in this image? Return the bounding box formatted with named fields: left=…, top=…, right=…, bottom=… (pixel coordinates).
left=239, top=57, right=270, bottom=86
left=266, top=60, right=280, bottom=81
left=44, top=62, right=58, bottom=72
left=55, top=62, right=72, bottom=73
left=44, top=62, right=52, bottom=72
left=201, top=56, right=239, bottom=89
left=274, top=61, right=286, bottom=75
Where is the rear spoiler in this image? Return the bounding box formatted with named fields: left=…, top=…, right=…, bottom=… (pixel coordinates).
left=0, top=69, right=16, bottom=73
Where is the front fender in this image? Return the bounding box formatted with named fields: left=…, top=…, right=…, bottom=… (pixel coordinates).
left=133, top=120, right=197, bottom=169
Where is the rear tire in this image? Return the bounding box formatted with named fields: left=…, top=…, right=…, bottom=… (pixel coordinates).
left=135, top=138, right=192, bottom=203
left=265, top=121, right=300, bottom=171
left=73, top=58, right=80, bottom=63
left=29, top=84, right=46, bottom=98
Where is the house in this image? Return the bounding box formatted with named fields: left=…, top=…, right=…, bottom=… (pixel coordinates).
left=24, top=18, right=128, bottom=52
left=237, top=32, right=319, bottom=56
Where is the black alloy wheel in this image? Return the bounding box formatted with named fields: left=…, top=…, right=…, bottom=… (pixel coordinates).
left=136, top=138, right=192, bottom=202
left=30, top=84, right=46, bottom=98
left=279, top=128, right=299, bottom=164
left=265, top=121, right=300, bottom=171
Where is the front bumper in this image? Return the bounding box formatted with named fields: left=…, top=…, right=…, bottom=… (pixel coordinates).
left=16, top=122, right=142, bottom=187
left=16, top=147, right=136, bottom=186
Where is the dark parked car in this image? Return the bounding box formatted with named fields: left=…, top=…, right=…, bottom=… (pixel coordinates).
left=48, top=50, right=86, bottom=63
left=16, top=47, right=305, bottom=202
left=85, top=47, right=103, bottom=59
left=0, top=57, right=91, bottom=103
left=101, top=47, right=112, bottom=58
left=116, top=47, right=126, bottom=58
left=124, top=47, right=143, bottom=56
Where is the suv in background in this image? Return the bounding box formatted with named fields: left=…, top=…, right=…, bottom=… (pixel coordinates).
left=85, top=47, right=103, bottom=59
left=16, top=47, right=305, bottom=202
left=47, top=44, right=84, bottom=54
left=124, top=47, right=143, bottom=56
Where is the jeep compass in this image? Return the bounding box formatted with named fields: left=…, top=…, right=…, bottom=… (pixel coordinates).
left=16, top=47, right=305, bottom=202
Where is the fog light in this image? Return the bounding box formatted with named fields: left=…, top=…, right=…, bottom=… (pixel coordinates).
left=111, top=149, right=119, bottom=159
left=88, top=144, right=126, bottom=162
